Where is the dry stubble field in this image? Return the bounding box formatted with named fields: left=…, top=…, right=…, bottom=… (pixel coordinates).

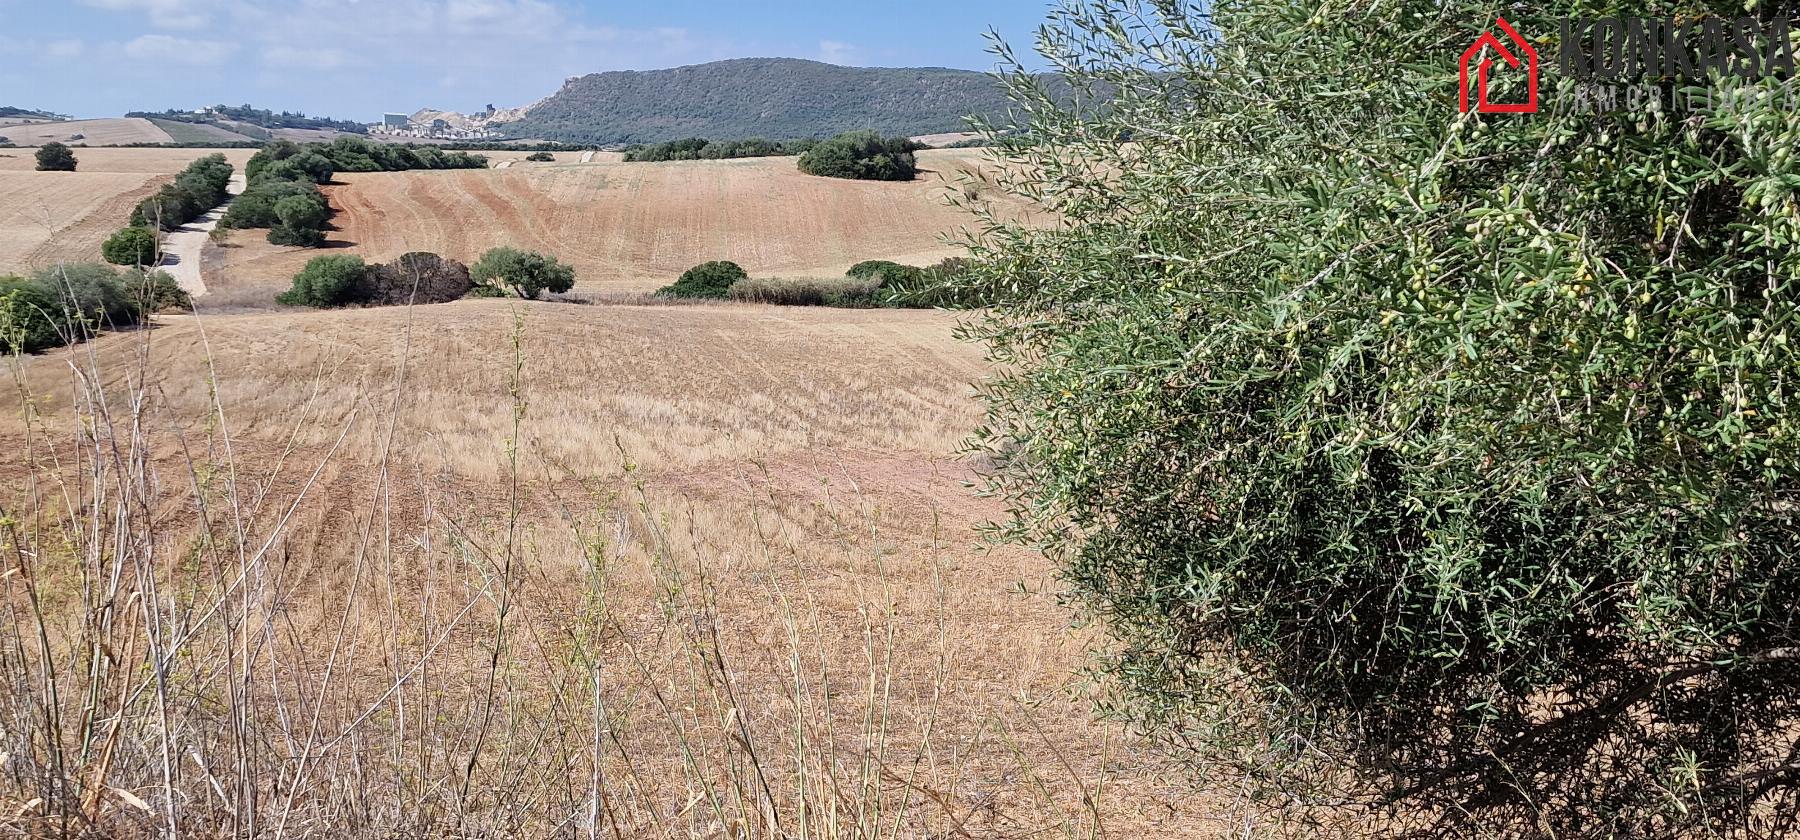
left=0, top=147, right=255, bottom=273
left=0, top=298, right=1226, bottom=836
left=208, top=149, right=1034, bottom=298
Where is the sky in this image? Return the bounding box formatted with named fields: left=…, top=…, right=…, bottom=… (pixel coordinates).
left=0, top=0, right=1059, bottom=120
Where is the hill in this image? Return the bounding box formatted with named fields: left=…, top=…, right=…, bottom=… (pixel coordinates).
left=496, top=58, right=1015, bottom=144
left=0, top=117, right=175, bottom=146
left=205, top=148, right=1034, bottom=299
left=0, top=106, right=71, bottom=122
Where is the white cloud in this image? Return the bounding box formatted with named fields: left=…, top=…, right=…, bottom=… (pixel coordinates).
left=263, top=45, right=349, bottom=70
left=123, top=34, right=237, bottom=65
left=819, top=39, right=858, bottom=65
left=45, top=39, right=85, bottom=58
left=81, top=0, right=219, bottom=29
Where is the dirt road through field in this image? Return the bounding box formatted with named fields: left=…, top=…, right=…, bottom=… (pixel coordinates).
left=159, top=166, right=247, bottom=296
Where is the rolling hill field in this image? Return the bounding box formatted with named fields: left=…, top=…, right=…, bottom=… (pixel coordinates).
left=0, top=147, right=255, bottom=272
left=0, top=299, right=1223, bottom=836
left=0, top=116, right=174, bottom=146
left=207, top=148, right=1030, bottom=298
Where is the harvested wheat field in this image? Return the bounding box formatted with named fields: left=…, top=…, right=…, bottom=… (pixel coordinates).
left=209, top=149, right=1034, bottom=295
left=0, top=117, right=174, bottom=146
left=0, top=147, right=255, bottom=272
left=0, top=300, right=1223, bottom=837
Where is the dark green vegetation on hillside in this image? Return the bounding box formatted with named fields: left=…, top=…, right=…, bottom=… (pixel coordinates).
left=34, top=142, right=76, bottom=172
left=226, top=138, right=486, bottom=246
left=797, top=132, right=923, bottom=181
left=958, top=0, right=1800, bottom=835
left=129, top=104, right=368, bottom=135
left=0, top=107, right=70, bottom=121
left=622, top=137, right=812, bottom=162
left=1, top=264, right=187, bottom=354
left=499, top=58, right=1020, bottom=144
left=130, top=154, right=232, bottom=230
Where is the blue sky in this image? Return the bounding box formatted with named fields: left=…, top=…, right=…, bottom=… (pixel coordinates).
left=0, top=0, right=1058, bottom=120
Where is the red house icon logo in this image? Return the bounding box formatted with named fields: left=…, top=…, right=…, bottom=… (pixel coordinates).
left=1460, top=17, right=1539, bottom=113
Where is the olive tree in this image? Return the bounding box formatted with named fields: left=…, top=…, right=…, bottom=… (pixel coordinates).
left=102, top=226, right=159, bottom=266
left=959, top=0, right=1800, bottom=834
left=34, top=142, right=76, bottom=172
left=470, top=247, right=576, bottom=299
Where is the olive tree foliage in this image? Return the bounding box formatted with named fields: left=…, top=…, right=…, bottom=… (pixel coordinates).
left=34, top=142, right=76, bottom=172
left=957, top=0, right=1800, bottom=835
left=471, top=247, right=576, bottom=299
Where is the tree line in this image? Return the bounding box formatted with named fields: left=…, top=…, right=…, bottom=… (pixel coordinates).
left=622, top=137, right=815, bottom=162
left=223, top=138, right=487, bottom=246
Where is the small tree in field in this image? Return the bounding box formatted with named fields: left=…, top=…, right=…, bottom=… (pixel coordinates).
left=470, top=247, right=576, bottom=299
left=35, top=142, right=76, bottom=172
left=102, top=227, right=159, bottom=267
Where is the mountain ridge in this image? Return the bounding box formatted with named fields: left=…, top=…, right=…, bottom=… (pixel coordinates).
left=491, top=57, right=1014, bottom=144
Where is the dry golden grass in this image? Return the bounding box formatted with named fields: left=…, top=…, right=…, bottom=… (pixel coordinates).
left=0, top=148, right=256, bottom=273
left=0, top=300, right=1226, bottom=837
left=0, top=117, right=174, bottom=146
left=207, top=150, right=1037, bottom=296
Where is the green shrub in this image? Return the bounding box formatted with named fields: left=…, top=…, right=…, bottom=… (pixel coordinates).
left=268, top=194, right=329, bottom=246
left=0, top=277, right=63, bottom=353
left=656, top=260, right=746, bottom=299
left=123, top=268, right=190, bottom=314
left=880, top=257, right=987, bottom=309
left=34, top=142, right=76, bottom=172
left=1, top=264, right=142, bottom=352
left=963, top=1, right=1800, bottom=834
left=222, top=180, right=320, bottom=230
left=130, top=154, right=233, bottom=230
left=102, top=226, right=160, bottom=266
left=277, top=255, right=367, bottom=307
left=31, top=263, right=139, bottom=329
left=470, top=247, right=576, bottom=299
left=796, top=131, right=921, bottom=181
left=845, top=260, right=907, bottom=281
left=525, top=151, right=555, bottom=162
left=726, top=276, right=881, bottom=308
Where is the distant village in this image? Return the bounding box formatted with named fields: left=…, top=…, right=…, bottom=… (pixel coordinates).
left=369, top=112, right=504, bottom=141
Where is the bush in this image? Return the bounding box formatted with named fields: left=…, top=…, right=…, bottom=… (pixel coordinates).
left=524, top=151, right=555, bottom=162
left=963, top=1, right=1800, bottom=834
left=31, top=263, right=139, bottom=329
left=880, top=257, right=988, bottom=309
left=623, top=137, right=800, bottom=162
left=796, top=132, right=921, bottom=181
left=102, top=226, right=160, bottom=266
left=131, top=154, right=233, bottom=230
left=268, top=194, right=329, bottom=246
left=123, top=268, right=191, bottom=314
left=222, top=179, right=319, bottom=230
left=34, top=142, right=76, bottom=172
left=655, top=260, right=746, bottom=299
left=277, top=255, right=367, bottom=307
left=358, top=252, right=473, bottom=306
left=1, top=264, right=143, bottom=352
left=726, top=276, right=882, bottom=308
left=470, top=247, right=576, bottom=299
left=0, top=277, right=63, bottom=353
